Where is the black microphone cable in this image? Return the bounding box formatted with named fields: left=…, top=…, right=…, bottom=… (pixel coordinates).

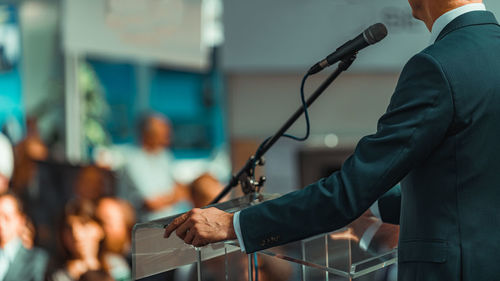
left=255, top=72, right=312, bottom=155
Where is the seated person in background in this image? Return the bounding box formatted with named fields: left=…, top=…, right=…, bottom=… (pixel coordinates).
left=48, top=200, right=106, bottom=281
left=11, top=117, right=49, bottom=199
left=122, top=113, right=190, bottom=221
left=0, top=132, right=14, bottom=194
left=74, top=166, right=108, bottom=203
left=189, top=173, right=224, bottom=208
left=36, top=166, right=109, bottom=256
left=0, top=192, right=48, bottom=281
left=96, top=197, right=135, bottom=281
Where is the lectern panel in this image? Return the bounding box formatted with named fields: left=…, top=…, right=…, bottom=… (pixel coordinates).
left=132, top=194, right=399, bottom=280
left=132, top=193, right=281, bottom=280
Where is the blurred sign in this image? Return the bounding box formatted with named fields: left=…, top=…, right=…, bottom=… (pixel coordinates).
left=223, top=0, right=500, bottom=72
left=63, top=0, right=210, bottom=70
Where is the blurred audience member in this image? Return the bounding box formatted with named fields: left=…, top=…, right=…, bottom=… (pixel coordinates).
left=78, top=270, right=114, bottom=281
left=122, top=113, right=190, bottom=221
left=74, top=166, right=108, bottom=203
left=189, top=173, right=224, bottom=208
left=0, top=132, right=13, bottom=194
left=96, top=197, right=135, bottom=281
left=0, top=192, right=48, bottom=281
left=48, top=200, right=106, bottom=281
left=11, top=117, right=48, bottom=197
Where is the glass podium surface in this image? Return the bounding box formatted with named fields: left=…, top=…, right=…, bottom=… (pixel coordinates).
left=132, top=193, right=399, bottom=281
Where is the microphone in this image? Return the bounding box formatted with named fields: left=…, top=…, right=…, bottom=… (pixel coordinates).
left=307, top=23, right=388, bottom=75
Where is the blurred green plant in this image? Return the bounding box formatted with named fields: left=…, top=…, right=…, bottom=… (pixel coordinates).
left=78, top=62, right=110, bottom=148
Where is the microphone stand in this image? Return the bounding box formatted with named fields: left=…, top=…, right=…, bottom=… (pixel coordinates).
left=210, top=54, right=357, bottom=205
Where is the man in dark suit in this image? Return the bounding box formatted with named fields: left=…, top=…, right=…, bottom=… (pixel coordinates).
left=0, top=193, right=48, bottom=281
left=165, top=0, right=500, bottom=280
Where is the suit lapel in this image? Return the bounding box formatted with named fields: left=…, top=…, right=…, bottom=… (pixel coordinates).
left=436, top=11, right=500, bottom=42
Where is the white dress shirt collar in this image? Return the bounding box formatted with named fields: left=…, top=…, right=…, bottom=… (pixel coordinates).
left=430, top=3, right=486, bottom=43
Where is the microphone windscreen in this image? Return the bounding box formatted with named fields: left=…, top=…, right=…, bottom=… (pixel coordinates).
left=364, top=23, right=388, bottom=45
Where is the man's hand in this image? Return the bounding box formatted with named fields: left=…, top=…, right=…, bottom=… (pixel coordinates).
left=164, top=207, right=236, bottom=247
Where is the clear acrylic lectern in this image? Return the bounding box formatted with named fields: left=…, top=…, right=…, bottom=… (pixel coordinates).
left=132, top=193, right=399, bottom=281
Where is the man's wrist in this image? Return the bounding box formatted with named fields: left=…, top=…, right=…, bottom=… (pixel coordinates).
left=226, top=212, right=236, bottom=240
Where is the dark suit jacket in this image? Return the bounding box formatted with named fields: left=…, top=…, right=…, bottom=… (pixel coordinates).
left=4, top=246, right=48, bottom=281
left=239, top=11, right=500, bottom=281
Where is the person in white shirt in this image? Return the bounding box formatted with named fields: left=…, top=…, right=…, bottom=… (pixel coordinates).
left=122, top=114, right=191, bottom=221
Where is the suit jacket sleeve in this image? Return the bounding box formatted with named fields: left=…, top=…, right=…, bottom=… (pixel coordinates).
left=239, top=52, right=454, bottom=253
left=377, top=184, right=401, bottom=225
